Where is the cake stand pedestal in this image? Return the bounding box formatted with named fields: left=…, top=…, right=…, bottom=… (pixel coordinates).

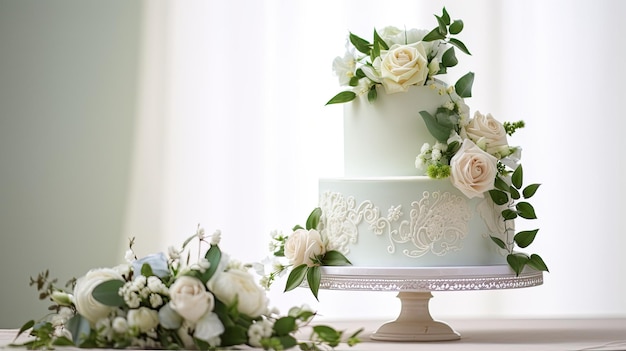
left=317, top=265, right=543, bottom=342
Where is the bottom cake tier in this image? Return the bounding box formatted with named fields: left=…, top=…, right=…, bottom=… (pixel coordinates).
left=318, top=176, right=509, bottom=267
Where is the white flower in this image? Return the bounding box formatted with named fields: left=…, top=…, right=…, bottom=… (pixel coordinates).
left=73, top=268, right=124, bottom=326
left=147, top=276, right=167, bottom=294
left=50, top=291, right=73, bottom=306
left=378, top=26, right=427, bottom=46
left=196, top=227, right=206, bottom=240
left=169, top=276, right=215, bottom=323
left=167, top=246, right=181, bottom=260
left=112, top=316, right=128, bottom=334
left=210, top=230, right=221, bottom=245
left=53, top=327, right=72, bottom=340
left=247, top=319, right=274, bottom=347
left=207, top=269, right=269, bottom=318
left=449, top=139, right=498, bottom=199
left=194, top=312, right=225, bottom=344
left=283, top=229, right=326, bottom=267
left=332, top=52, right=356, bottom=86
left=149, top=293, right=163, bottom=308
left=127, top=307, right=159, bottom=333
left=378, top=43, right=429, bottom=94
left=157, top=303, right=183, bottom=330
left=125, top=250, right=135, bottom=263
left=464, top=111, right=510, bottom=156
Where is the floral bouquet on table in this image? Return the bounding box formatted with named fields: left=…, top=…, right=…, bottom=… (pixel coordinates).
left=13, top=227, right=361, bottom=350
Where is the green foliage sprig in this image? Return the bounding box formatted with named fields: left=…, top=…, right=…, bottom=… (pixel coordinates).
left=488, top=165, right=549, bottom=275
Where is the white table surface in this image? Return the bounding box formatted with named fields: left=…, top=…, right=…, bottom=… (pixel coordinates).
left=2, top=318, right=625, bottom=351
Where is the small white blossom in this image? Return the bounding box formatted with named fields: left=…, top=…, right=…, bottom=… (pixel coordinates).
left=112, top=316, right=128, bottom=334
left=196, top=227, right=206, bottom=240
left=431, top=148, right=442, bottom=161
left=247, top=319, right=274, bottom=348
left=125, top=249, right=135, bottom=263
left=210, top=230, right=221, bottom=245
left=420, top=143, right=431, bottom=153
left=149, top=293, right=163, bottom=308
left=167, top=246, right=180, bottom=260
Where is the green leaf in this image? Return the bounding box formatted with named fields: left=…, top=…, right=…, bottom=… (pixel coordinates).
left=292, top=224, right=303, bottom=231
left=367, top=85, right=377, bottom=102
left=307, top=265, right=321, bottom=300
left=372, top=29, right=389, bottom=59
left=501, top=209, right=518, bottom=220
left=326, top=91, right=356, bottom=105
left=441, top=47, right=458, bottom=67
left=349, top=32, right=371, bottom=55
left=305, top=207, right=322, bottom=230
left=523, top=183, right=541, bottom=199
left=66, top=314, right=90, bottom=346
left=490, top=236, right=507, bottom=250
left=422, top=27, right=446, bottom=42
left=419, top=111, right=453, bottom=142
left=528, top=254, right=549, bottom=272
left=219, top=325, right=248, bottom=347
left=284, top=264, right=308, bottom=292
left=312, top=325, right=341, bottom=347
left=516, top=201, right=537, bottom=219
left=512, top=165, right=523, bottom=189
left=348, top=76, right=359, bottom=87
left=489, top=189, right=509, bottom=206
left=273, top=316, right=297, bottom=336
left=141, top=263, right=154, bottom=277
left=507, top=253, right=529, bottom=276
left=91, top=280, right=125, bottom=307
left=449, top=20, right=464, bottom=34
left=454, top=71, right=474, bottom=98
left=514, top=229, right=539, bottom=248
left=441, top=7, right=451, bottom=25
left=509, top=185, right=520, bottom=200
left=435, top=16, right=448, bottom=36
left=448, top=37, right=471, bottom=55
left=52, top=336, right=75, bottom=346
left=16, top=320, right=35, bottom=339
left=321, top=250, right=352, bottom=266
left=494, top=176, right=509, bottom=192
left=202, top=244, right=222, bottom=283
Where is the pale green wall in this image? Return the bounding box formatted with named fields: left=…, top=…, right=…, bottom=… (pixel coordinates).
left=0, top=0, right=141, bottom=328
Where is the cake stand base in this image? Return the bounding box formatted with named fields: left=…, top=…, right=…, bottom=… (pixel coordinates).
left=371, top=291, right=460, bottom=341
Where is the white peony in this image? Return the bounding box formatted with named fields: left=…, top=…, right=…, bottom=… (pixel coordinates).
left=378, top=43, right=429, bottom=94
left=450, top=139, right=498, bottom=199
left=283, top=229, right=325, bottom=267
left=73, top=268, right=124, bottom=326
left=464, top=111, right=510, bottom=157
left=127, top=307, right=159, bottom=333
left=207, top=269, right=268, bottom=318
left=169, top=276, right=215, bottom=323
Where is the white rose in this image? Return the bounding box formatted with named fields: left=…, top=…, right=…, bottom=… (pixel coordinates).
left=169, top=276, right=214, bottom=322
left=207, top=269, right=268, bottom=318
left=450, top=139, right=498, bottom=199
left=283, top=229, right=325, bottom=267
left=378, top=42, right=429, bottom=94
left=73, top=268, right=124, bottom=325
left=464, top=111, right=510, bottom=156
left=127, top=307, right=159, bottom=333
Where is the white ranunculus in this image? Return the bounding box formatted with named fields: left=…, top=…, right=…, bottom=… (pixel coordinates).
left=194, top=312, right=225, bottom=343
left=207, top=269, right=268, bottom=318
left=450, top=139, right=498, bottom=199
left=378, top=43, right=429, bottom=94
left=169, top=276, right=214, bottom=323
left=73, top=268, right=124, bottom=326
left=283, top=229, right=326, bottom=267
left=464, top=111, right=510, bottom=156
left=127, top=307, right=159, bottom=333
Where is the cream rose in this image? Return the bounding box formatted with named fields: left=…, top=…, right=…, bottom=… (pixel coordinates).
left=73, top=268, right=124, bottom=325
left=378, top=42, right=429, bottom=94
left=284, top=229, right=325, bottom=267
left=169, top=276, right=214, bottom=323
left=206, top=269, right=268, bottom=318
left=450, top=139, right=498, bottom=199
left=127, top=307, right=159, bottom=333
left=464, top=111, right=510, bottom=156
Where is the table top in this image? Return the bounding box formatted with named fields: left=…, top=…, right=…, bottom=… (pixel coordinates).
left=2, top=318, right=625, bottom=351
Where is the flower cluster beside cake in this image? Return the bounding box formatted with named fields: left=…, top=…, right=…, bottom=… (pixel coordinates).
left=264, top=7, right=548, bottom=298
left=13, top=229, right=361, bottom=350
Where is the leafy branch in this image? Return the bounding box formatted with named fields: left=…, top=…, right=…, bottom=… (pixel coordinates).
left=488, top=165, right=549, bottom=275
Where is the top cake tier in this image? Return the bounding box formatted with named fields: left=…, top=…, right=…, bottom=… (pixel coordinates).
left=343, top=84, right=452, bottom=177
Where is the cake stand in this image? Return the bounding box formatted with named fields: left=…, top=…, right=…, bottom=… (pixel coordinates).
left=317, top=265, right=543, bottom=341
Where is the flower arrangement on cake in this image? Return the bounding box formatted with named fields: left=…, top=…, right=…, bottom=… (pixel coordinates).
left=327, top=7, right=548, bottom=276
left=12, top=227, right=361, bottom=350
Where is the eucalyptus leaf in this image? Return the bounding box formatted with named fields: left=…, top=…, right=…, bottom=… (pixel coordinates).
left=305, top=207, right=322, bottom=230
left=455, top=72, right=474, bottom=98
left=322, top=250, right=352, bottom=266
left=449, top=20, right=464, bottom=34
left=441, top=47, right=458, bottom=67
left=506, top=253, right=529, bottom=276
left=448, top=37, right=471, bottom=55
left=326, top=91, right=356, bottom=105
left=514, top=229, right=539, bottom=248
left=92, top=280, right=125, bottom=307
left=349, top=32, right=371, bottom=55
left=516, top=201, right=537, bottom=219
left=489, top=236, right=507, bottom=250
left=488, top=189, right=509, bottom=206
left=284, top=264, right=308, bottom=292
left=512, top=165, right=523, bottom=189
left=66, top=314, right=91, bottom=346
left=307, top=265, right=322, bottom=300
left=523, top=183, right=541, bottom=199
left=419, top=111, right=453, bottom=142
left=528, top=254, right=549, bottom=272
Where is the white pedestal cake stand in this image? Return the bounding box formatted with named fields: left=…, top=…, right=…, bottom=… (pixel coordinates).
left=317, top=265, right=543, bottom=342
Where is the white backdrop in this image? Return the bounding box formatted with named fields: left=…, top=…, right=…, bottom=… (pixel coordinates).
left=125, top=0, right=626, bottom=320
